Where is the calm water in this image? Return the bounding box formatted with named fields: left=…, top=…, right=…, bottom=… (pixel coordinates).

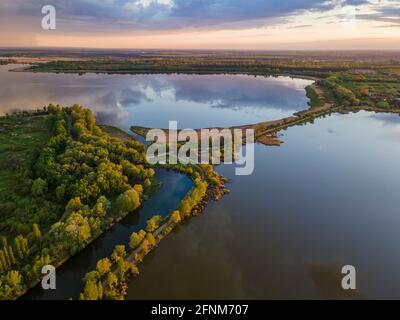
left=1, top=65, right=400, bottom=299
left=126, top=111, right=400, bottom=300
left=0, top=65, right=312, bottom=129
left=24, top=170, right=193, bottom=300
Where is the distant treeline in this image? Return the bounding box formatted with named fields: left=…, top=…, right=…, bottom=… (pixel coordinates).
left=0, top=59, right=16, bottom=65
left=25, top=57, right=400, bottom=79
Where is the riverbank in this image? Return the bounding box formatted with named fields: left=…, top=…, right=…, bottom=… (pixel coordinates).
left=0, top=105, right=164, bottom=300
left=78, top=162, right=229, bottom=300
left=130, top=78, right=399, bottom=149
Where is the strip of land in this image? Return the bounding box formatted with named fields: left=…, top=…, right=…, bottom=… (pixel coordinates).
left=9, top=51, right=399, bottom=145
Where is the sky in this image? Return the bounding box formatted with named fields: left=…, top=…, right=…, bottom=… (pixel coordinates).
left=0, top=0, right=399, bottom=50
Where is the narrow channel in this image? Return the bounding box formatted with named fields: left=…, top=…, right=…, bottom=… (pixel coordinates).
left=23, top=169, right=193, bottom=300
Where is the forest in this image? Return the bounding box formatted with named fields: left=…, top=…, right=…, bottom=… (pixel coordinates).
left=0, top=105, right=156, bottom=299
left=315, top=71, right=400, bottom=109
left=79, top=169, right=213, bottom=300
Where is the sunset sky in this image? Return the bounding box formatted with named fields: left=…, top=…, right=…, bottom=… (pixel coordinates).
left=0, top=0, right=399, bottom=50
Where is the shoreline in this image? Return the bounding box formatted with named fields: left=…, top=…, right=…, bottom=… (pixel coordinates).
left=10, top=65, right=319, bottom=82
left=17, top=121, right=227, bottom=300
left=130, top=82, right=399, bottom=147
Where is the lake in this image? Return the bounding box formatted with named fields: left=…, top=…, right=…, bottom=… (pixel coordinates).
left=0, top=65, right=312, bottom=129
left=1, top=65, right=400, bottom=299
left=125, top=111, right=400, bottom=300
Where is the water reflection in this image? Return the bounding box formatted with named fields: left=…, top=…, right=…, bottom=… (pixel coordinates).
left=3, top=65, right=400, bottom=299
left=127, top=111, right=400, bottom=300
left=24, top=170, right=193, bottom=300
left=0, top=65, right=312, bottom=129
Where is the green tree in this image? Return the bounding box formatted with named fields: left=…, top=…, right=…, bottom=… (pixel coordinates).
left=96, top=258, right=112, bottom=276
left=2, top=241, right=12, bottom=267
left=82, top=280, right=100, bottom=300
left=13, top=237, right=23, bottom=260
left=106, top=272, right=118, bottom=290
left=133, top=184, right=144, bottom=195
left=92, top=196, right=110, bottom=217
left=377, top=100, right=390, bottom=108
left=55, top=184, right=66, bottom=202
left=115, top=259, right=127, bottom=281
left=83, top=271, right=100, bottom=283
left=7, top=246, right=15, bottom=265
left=115, top=189, right=141, bottom=214
left=145, top=233, right=156, bottom=247
left=0, top=250, right=7, bottom=272
left=170, top=211, right=181, bottom=224
left=126, top=261, right=139, bottom=276
left=31, top=178, right=48, bottom=196
left=146, top=215, right=162, bottom=233
left=129, top=230, right=146, bottom=249
left=179, top=200, right=191, bottom=219
left=144, top=178, right=152, bottom=190
left=32, top=224, right=42, bottom=241
left=6, top=270, right=22, bottom=290
left=97, top=281, right=104, bottom=300
left=64, top=213, right=91, bottom=244
left=111, top=245, right=126, bottom=262
left=65, top=197, right=84, bottom=215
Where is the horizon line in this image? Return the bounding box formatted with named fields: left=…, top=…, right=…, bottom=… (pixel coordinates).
left=1, top=46, right=400, bottom=53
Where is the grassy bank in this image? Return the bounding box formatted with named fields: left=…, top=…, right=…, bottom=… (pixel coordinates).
left=78, top=162, right=228, bottom=300
left=305, top=85, right=324, bottom=107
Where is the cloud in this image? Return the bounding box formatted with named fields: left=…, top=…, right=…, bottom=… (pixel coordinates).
left=357, top=2, right=400, bottom=26
left=0, top=0, right=374, bottom=33
left=119, top=87, right=152, bottom=106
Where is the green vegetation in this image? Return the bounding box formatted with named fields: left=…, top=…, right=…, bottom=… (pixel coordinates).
left=317, top=72, right=400, bottom=109
left=100, top=125, right=137, bottom=142
left=0, top=104, right=227, bottom=300
left=305, top=86, right=324, bottom=107
left=5, top=51, right=399, bottom=300
left=26, top=58, right=339, bottom=77
left=79, top=166, right=211, bottom=300
left=24, top=55, right=400, bottom=80
left=0, top=59, right=16, bottom=65
left=0, top=105, right=156, bottom=299
left=0, top=114, right=53, bottom=234
left=79, top=245, right=138, bottom=300
left=78, top=240, right=144, bottom=300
